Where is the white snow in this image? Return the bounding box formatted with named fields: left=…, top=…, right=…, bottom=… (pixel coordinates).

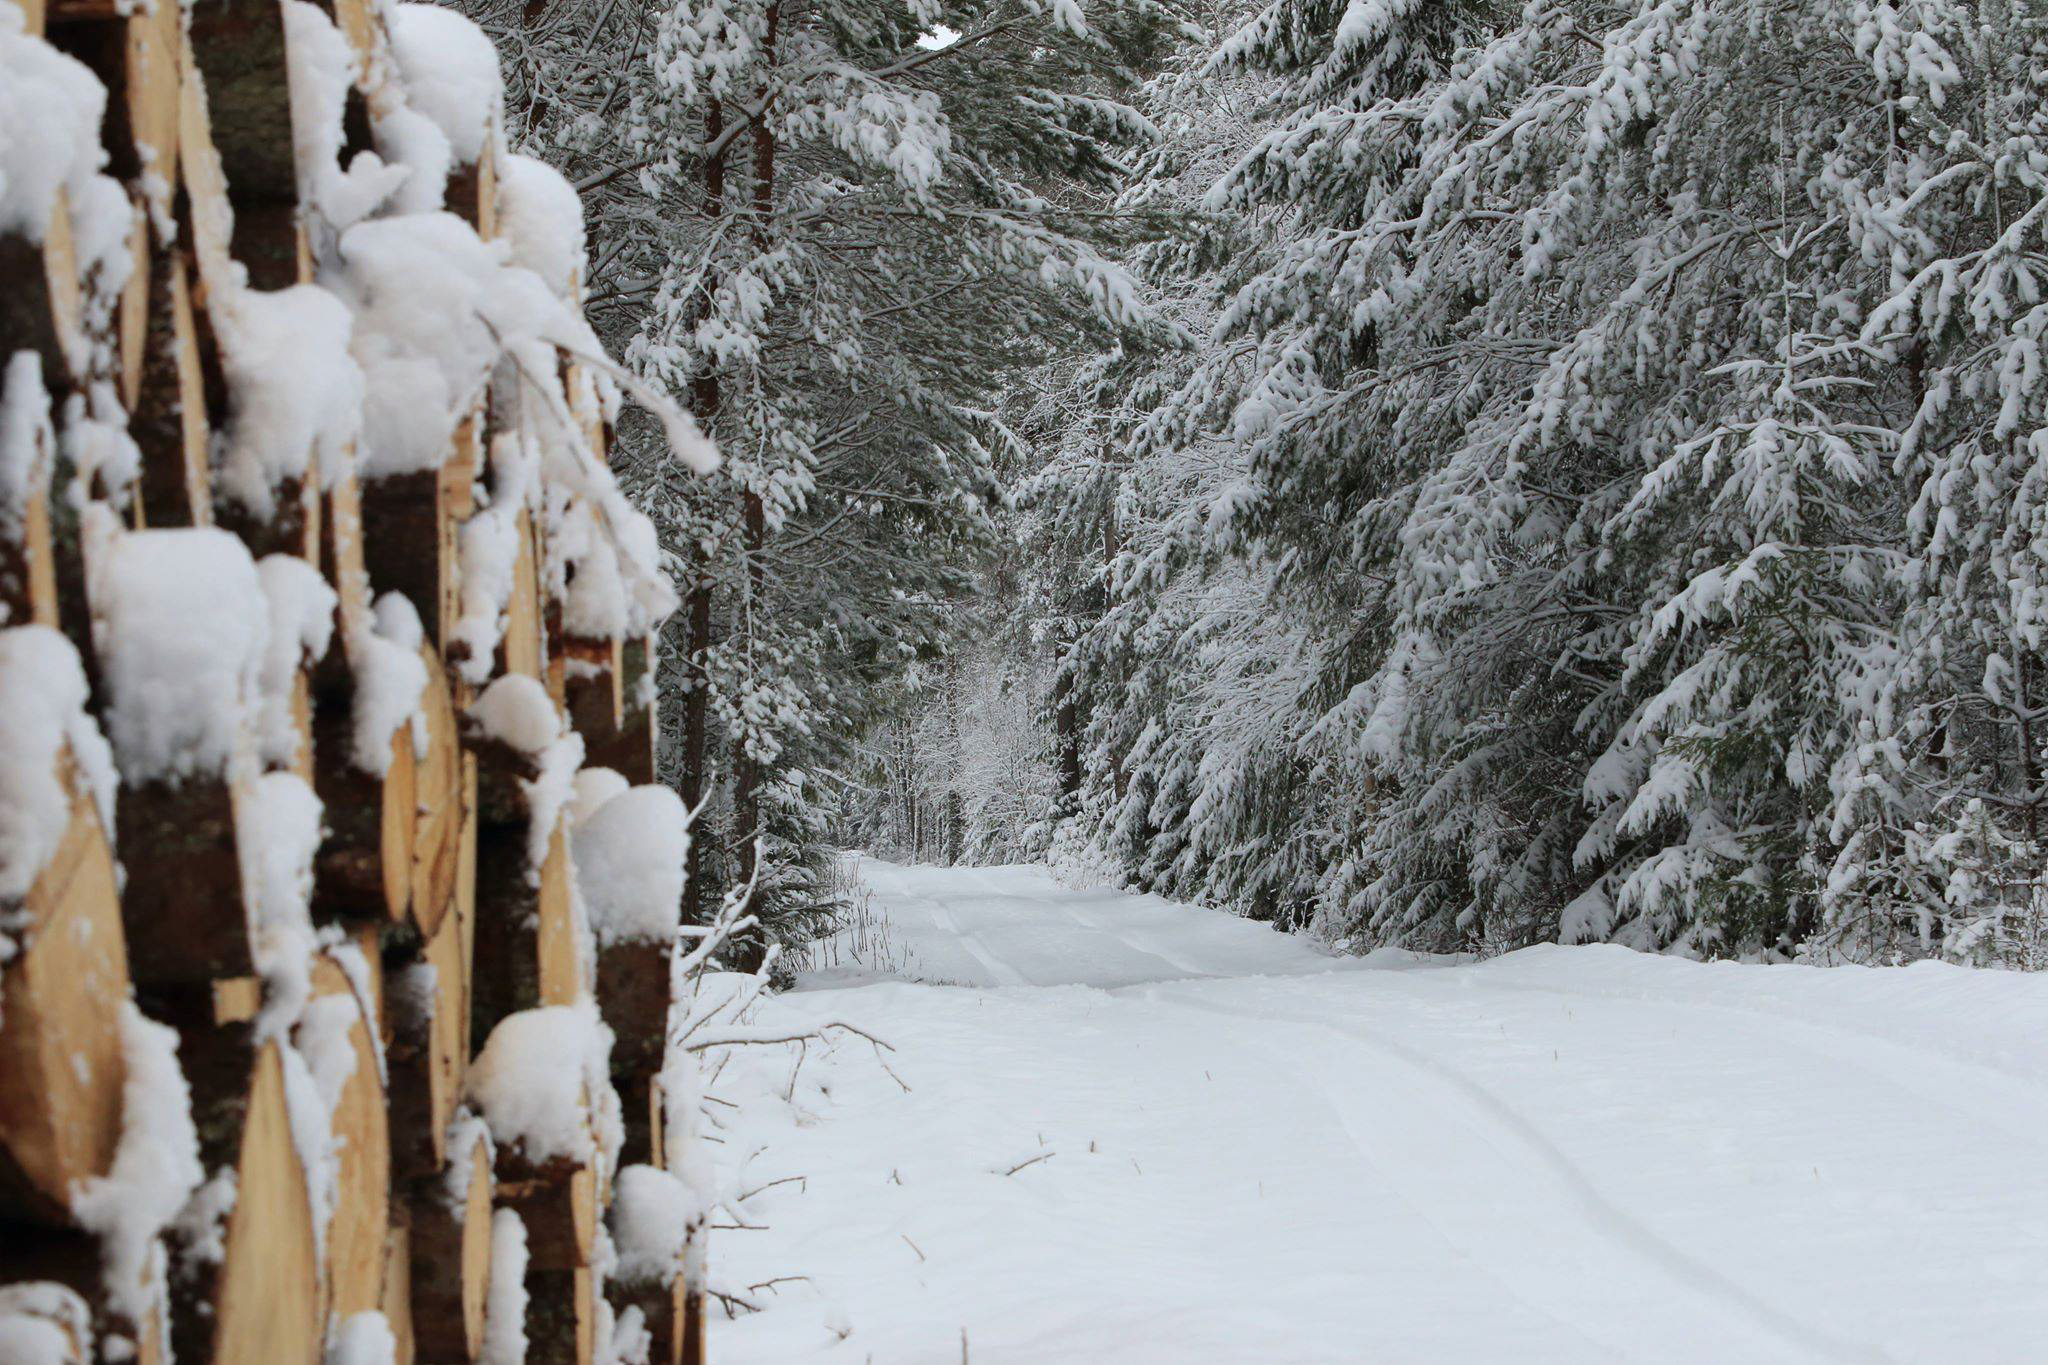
left=326, top=211, right=510, bottom=479
left=345, top=599, right=427, bottom=776
left=58, top=385, right=141, bottom=514
left=213, top=285, right=366, bottom=517
left=386, top=5, right=503, bottom=166
left=282, top=1, right=410, bottom=230
left=0, top=625, right=117, bottom=899
left=89, top=526, right=268, bottom=785
left=469, top=673, right=559, bottom=755
left=569, top=766, right=629, bottom=828
left=441, top=1106, right=494, bottom=1216
left=69, top=1004, right=204, bottom=1328
left=710, top=858, right=2048, bottom=1363
left=0, top=3, right=107, bottom=242
left=0, top=1283, right=90, bottom=1365
left=255, top=554, right=337, bottom=769
left=324, top=1311, right=397, bottom=1365
left=469, top=673, right=583, bottom=871
left=496, top=153, right=586, bottom=299
left=240, top=770, right=324, bottom=1040
left=466, top=1001, right=615, bottom=1167
left=449, top=499, right=520, bottom=684
left=608, top=1164, right=697, bottom=1287
left=0, top=350, right=51, bottom=544
left=572, top=784, right=687, bottom=947
left=279, top=1034, right=340, bottom=1264
left=480, top=1208, right=530, bottom=1365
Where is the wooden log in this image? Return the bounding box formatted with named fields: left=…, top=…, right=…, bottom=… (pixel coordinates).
left=524, top=1266, right=595, bottom=1365
left=499, top=506, right=544, bottom=680
left=610, top=1275, right=695, bottom=1365
left=469, top=738, right=580, bottom=1044
left=320, top=467, right=373, bottom=647
left=310, top=671, right=417, bottom=926
left=613, top=634, right=658, bottom=784
left=0, top=1242, right=167, bottom=1365
left=446, top=141, right=498, bottom=241
left=128, top=237, right=212, bottom=530
left=558, top=631, right=622, bottom=747
left=385, top=898, right=468, bottom=1183
left=358, top=471, right=442, bottom=647
left=595, top=940, right=666, bottom=1169
left=379, top=1221, right=417, bottom=1365
left=166, top=1039, right=321, bottom=1364
left=412, top=654, right=464, bottom=940
left=181, top=0, right=302, bottom=289
left=359, top=418, right=476, bottom=654
left=304, top=951, right=390, bottom=1323
left=492, top=1146, right=596, bottom=1272
left=116, top=776, right=253, bottom=987
left=0, top=753, right=127, bottom=1227
left=0, top=198, right=81, bottom=389
left=406, top=1128, right=493, bottom=1364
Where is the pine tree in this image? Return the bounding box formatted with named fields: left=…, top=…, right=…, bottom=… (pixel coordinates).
left=471, top=0, right=1172, bottom=954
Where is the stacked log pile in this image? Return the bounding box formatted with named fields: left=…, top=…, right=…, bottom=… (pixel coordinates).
left=0, top=0, right=719, bottom=1359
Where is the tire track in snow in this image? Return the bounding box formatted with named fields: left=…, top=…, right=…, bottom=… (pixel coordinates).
left=952, top=866, right=1236, bottom=983
left=903, top=890, right=1034, bottom=988
left=1413, top=975, right=2048, bottom=1148
left=1143, top=989, right=1896, bottom=1365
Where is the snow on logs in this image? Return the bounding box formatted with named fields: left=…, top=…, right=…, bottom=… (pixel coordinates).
left=0, top=0, right=717, bottom=1360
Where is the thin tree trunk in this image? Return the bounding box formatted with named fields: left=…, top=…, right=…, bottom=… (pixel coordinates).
left=679, top=97, right=726, bottom=927
left=728, top=6, right=780, bottom=962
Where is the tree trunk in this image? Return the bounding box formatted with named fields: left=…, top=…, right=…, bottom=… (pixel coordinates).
left=678, top=97, right=726, bottom=929
left=728, top=9, right=780, bottom=965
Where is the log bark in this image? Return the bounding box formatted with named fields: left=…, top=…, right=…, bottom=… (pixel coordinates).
left=386, top=890, right=470, bottom=1184
left=595, top=939, right=667, bottom=1167
left=524, top=1266, right=596, bottom=1365
left=115, top=777, right=253, bottom=987
left=182, top=0, right=301, bottom=289
left=470, top=738, right=581, bottom=1042
left=494, top=1139, right=597, bottom=1271
left=406, top=1130, right=493, bottom=1363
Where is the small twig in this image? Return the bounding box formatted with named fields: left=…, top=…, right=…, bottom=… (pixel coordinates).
left=711, top=1287, right=765, bottom=1316
left=998, top=1151, right=1055, bottom=1177
left=873, top=1043, right=912, bottom=1093
left=784, top=1037, right=808, bottom=1100
left=902, top=1234, right=926, bottom=1263
left=736, top=1174, right=806, bottom=1203
left=687, top=1020, right=899, bottom=1052
left=746, top=1275, right=813, bottom=1295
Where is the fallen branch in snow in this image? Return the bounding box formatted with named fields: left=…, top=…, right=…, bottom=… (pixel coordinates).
left=902, top=1234, right=926, bottom=1263
left=998, top=1151, right=1055, bottom=1177
left=684, top=1020, right=896, bottom=1052
left=709, top=1284, right=764, bottom=1317
left=736, top=1175, right=806, bottom=1203
left=745, top=1276, right=812, bottom=1295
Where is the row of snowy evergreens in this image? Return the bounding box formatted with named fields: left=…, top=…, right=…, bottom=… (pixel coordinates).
left=449, top=0, right=1174, bottom=956
left=870, top=0, right=2048, bottom=968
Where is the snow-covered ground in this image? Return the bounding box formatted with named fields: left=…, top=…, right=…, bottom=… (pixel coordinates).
left=707, top=859, right=2048, bottom=1363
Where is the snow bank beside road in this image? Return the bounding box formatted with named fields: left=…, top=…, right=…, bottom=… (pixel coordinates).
left=709, top=859, right=2048, bottom=1364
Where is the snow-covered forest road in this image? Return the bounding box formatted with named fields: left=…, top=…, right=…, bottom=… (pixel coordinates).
left=710, top=861, right=2048, bottom=1363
